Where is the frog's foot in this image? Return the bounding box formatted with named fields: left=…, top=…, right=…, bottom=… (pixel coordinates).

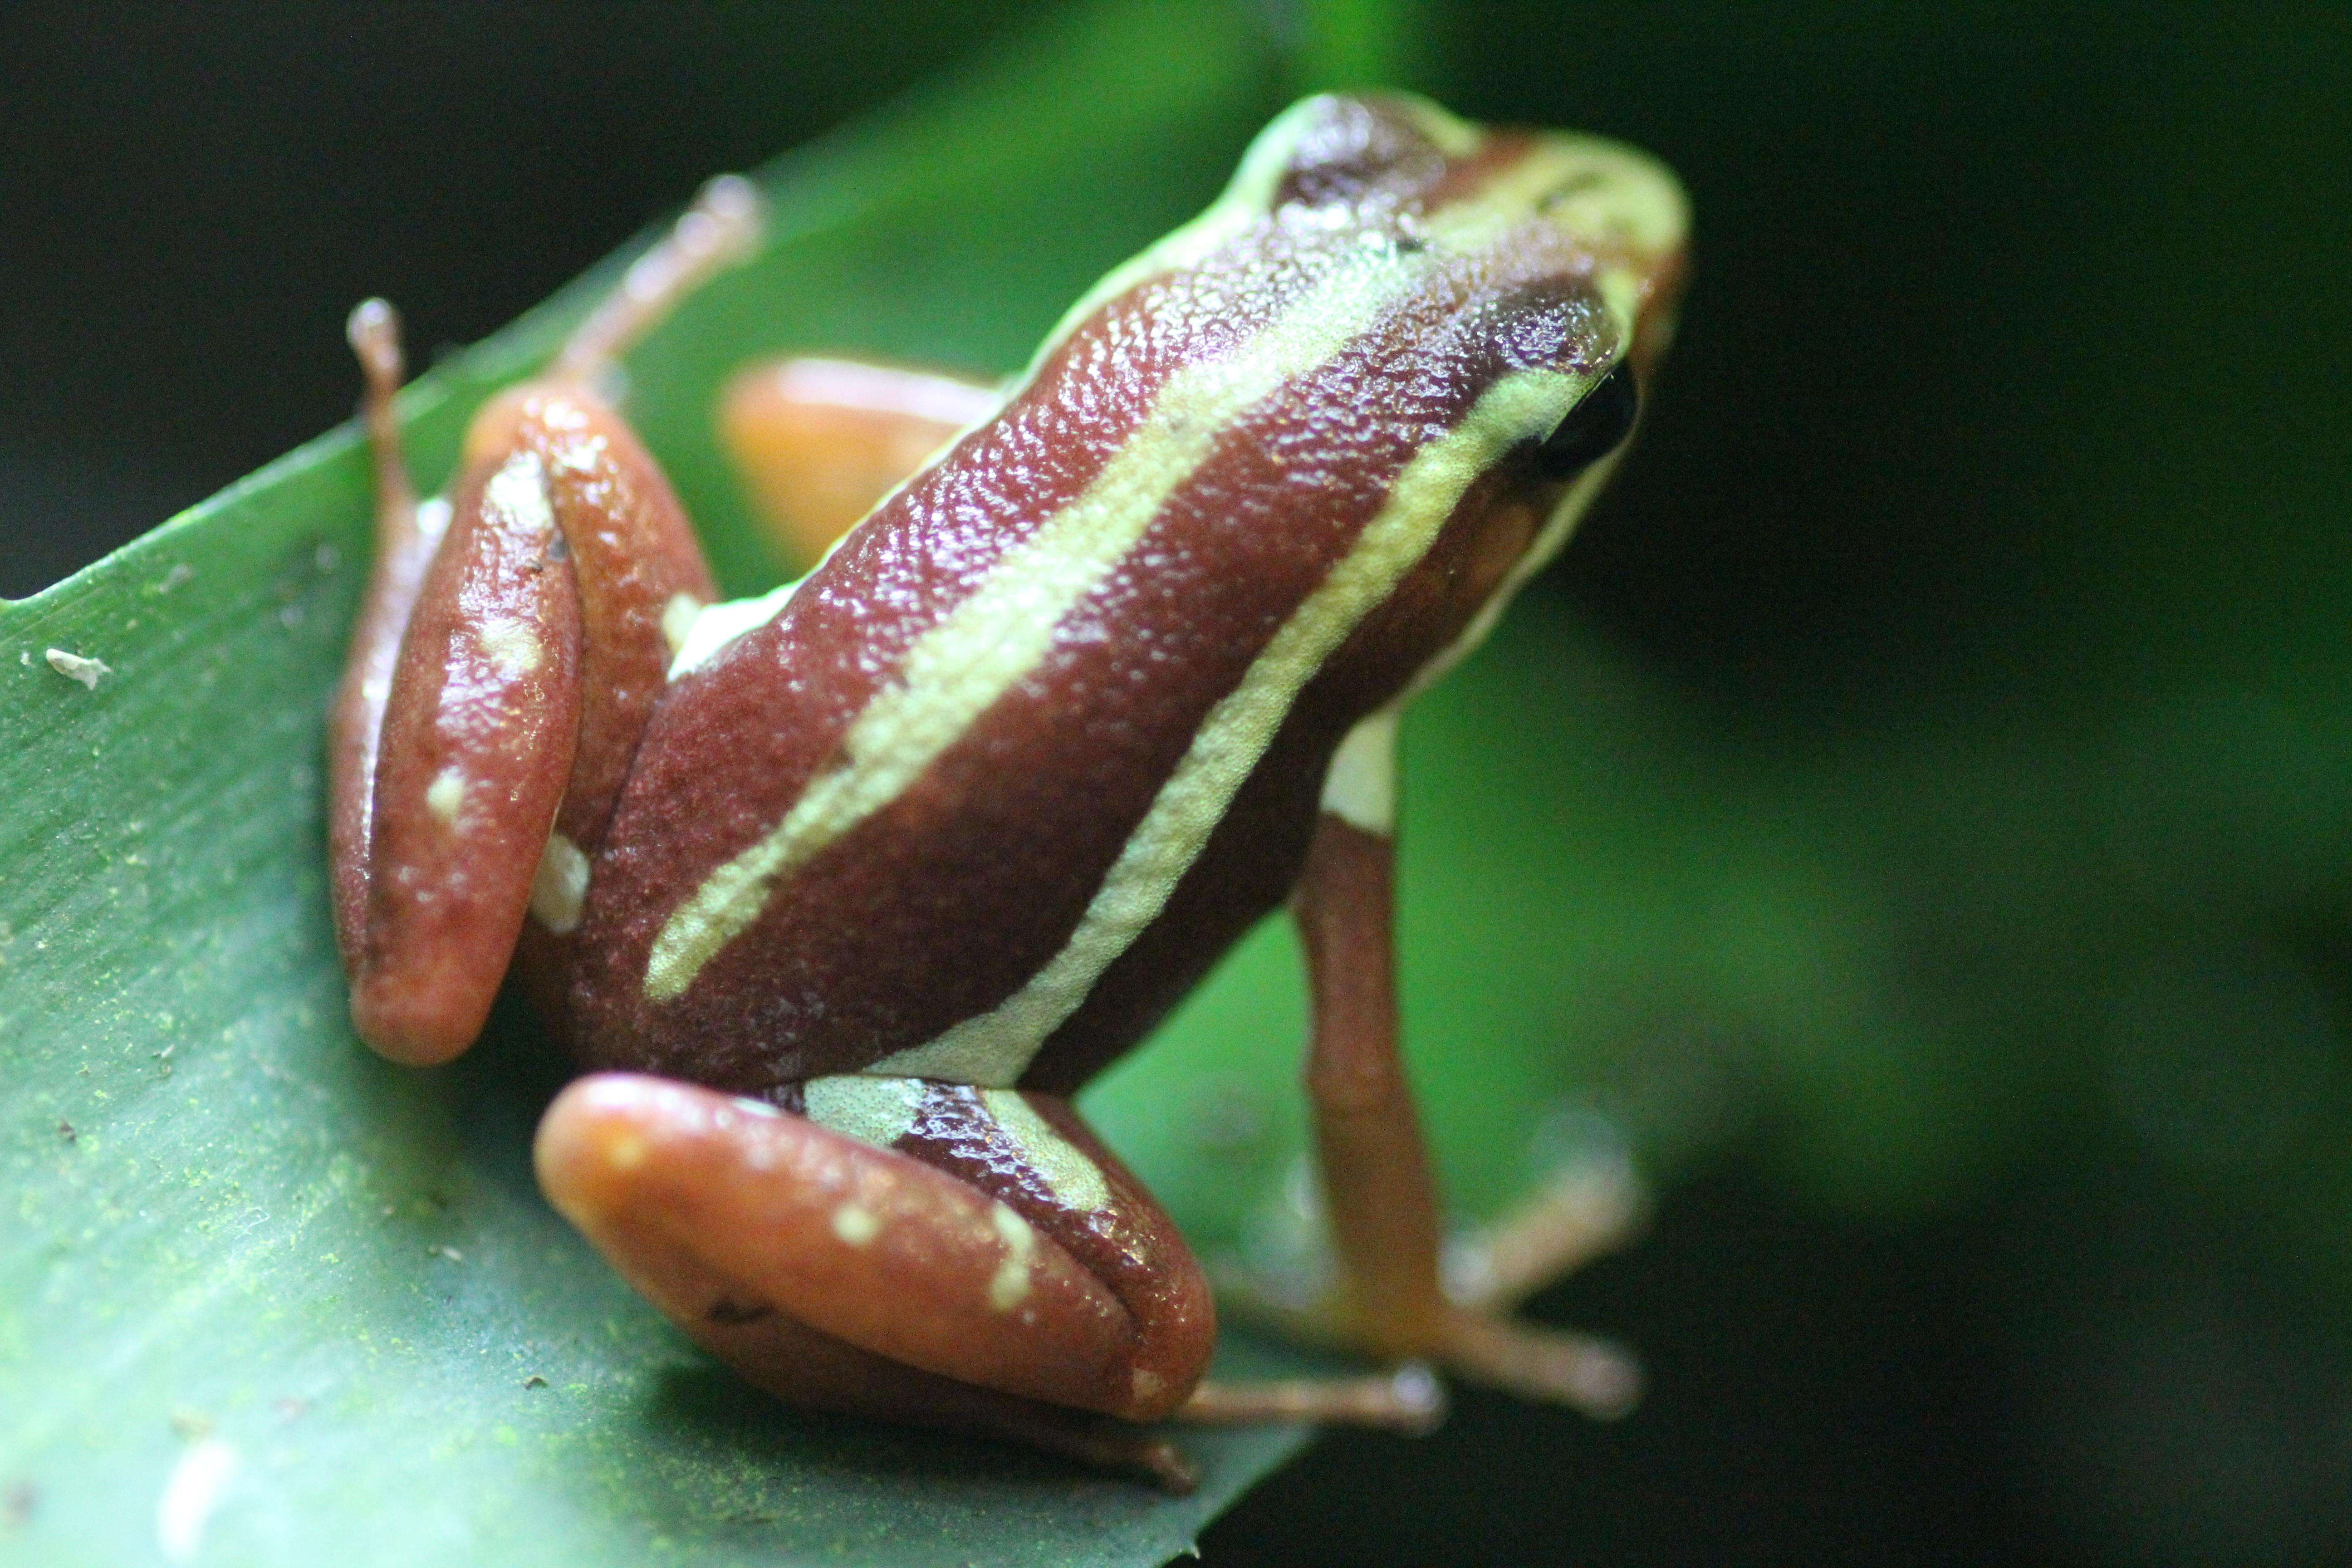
left=1426, top=1154, right=1647, bottom=1416
left=1213, top=1151, right=1646, bottom=1420
left=534, top=1072, right=1218, bottom=1486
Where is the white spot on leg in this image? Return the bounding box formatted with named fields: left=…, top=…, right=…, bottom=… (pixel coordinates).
left=425, top=768, right=466, bottom=825
left=1131, top=1369, right=1164, bottom=1404
left=605, top=1133, right=647, bottom=1171
left=529, top=833, right=590, bottom=932
left=988, top=1201, right=1035, bottom=1312
left=478, top=616, right=543, bottom=678
left=831, top=1203, right=880, bottom=1246
left=156, top=1437, right=239, bottom=1565
left=483, top=450, right=556, bottom=540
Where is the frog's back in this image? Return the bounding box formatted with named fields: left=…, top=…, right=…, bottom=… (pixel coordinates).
left=566, top=94, right=1684, bottom=1095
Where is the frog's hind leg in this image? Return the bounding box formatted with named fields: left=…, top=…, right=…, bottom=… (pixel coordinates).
left=717, top=356, right=1000, bottom=566
left=534, top=1072, right=1222, bottom=1486
left=331, top=185, right=747, bottom=1066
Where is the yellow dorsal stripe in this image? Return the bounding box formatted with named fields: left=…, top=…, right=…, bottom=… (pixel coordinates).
left=868, top=367, right=1581, bottom=1086
left=642, top=246, right=1441, bottom=1002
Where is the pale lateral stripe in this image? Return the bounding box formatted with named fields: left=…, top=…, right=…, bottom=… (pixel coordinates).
left=980, top=1089, right=1113, bottom=1213
left=1398, top=439, right=1622, bottom=707
left=642, top=244, right=1438, bottom=1002
left=870, top=368, right=1583, bottom=1087
left=802, top=1075, right=925, bottom=1150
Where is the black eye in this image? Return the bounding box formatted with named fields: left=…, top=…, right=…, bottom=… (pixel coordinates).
left=1535, top=360, right=1639, bottom=479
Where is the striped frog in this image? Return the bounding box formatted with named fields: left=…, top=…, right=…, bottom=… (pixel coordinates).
left=330, top=93, right=1687, bottom=1487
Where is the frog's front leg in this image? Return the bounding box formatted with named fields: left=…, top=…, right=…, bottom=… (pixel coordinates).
left=1287, top=715, right=1643, bottom=1418
left=535, top=1072, right=1222, bottom=1486
left=718, top=356, right=1000, bottom=567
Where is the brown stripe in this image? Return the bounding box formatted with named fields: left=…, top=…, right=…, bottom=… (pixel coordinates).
left=568, top=220, right=1402, bottom=1068
left=579, top=237, right=1613, bottom=1089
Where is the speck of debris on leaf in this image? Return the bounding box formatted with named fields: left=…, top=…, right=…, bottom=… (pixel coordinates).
left=56, top=1120, right=74, bottom=1144
left=168, top=1410, right=213, bottom=1441
left=428, top=1244, right=464, bottom=1262
left=150, top=562, right=194, bottom=594
left=522, top=1375, right=548, bottom=1390
left=3, top=1481, right=36, bottom=1528
left=44, top=649, right=110, bottom=689
left=273, top=1397, right=309, bottom=1421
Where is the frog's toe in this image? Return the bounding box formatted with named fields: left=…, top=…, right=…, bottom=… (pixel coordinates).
left=1434, top=1310, right=1642, bottom=1420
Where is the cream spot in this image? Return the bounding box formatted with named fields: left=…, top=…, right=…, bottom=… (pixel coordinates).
left=987, top=1201, right=1036, bottom=1312
left=424, top=768, right=466, bottom=825
left=660, top=591, right=706, bottom=658
left=979, top=1089, right=1112, bottom=1212
left=482, top=449, right=555, bottom=539
left=604, top=1132, right=647, bottom=1171
left=156, top=1437, right=239, bottom=1565
left=478, top=616, right=542, bottom=678
left=831, top=1203, right=880, bottom=1246
left=529, top=833, right=590, bottom=933
left=801, top=1076, right=923, bottom=1151
left=1319, top=707, right=1400, bottom=835
left=1131, top=1369, right=1164, bottom=1404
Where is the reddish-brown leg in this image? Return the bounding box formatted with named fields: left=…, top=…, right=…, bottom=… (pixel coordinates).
left=535, top=1074, right=1222, bottom=1485
left=330, top=182, right=752, bottom=1065
left=717, top=357, right=999, bottom=566
left=1284, top=792, right=1642, bottom=1419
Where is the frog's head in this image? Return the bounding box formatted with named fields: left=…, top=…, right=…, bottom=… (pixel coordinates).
left=1237, top=92, right=1688, bottom=372
left=1200, top=92, right=1693, bottom=696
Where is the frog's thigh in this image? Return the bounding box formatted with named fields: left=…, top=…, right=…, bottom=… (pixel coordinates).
left=534, top=1073, right=1213, bottom=1426
left=717, top=357, right=999, bottom=565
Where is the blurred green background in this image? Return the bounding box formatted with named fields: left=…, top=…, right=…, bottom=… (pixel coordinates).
left=3, top=2, right=2349, bottom=1563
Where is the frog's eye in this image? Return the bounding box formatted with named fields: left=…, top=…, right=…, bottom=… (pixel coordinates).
left=1535, top=361, right=1639, bottom=479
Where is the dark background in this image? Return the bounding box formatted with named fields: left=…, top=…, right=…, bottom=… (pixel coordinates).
left=6, top=4, right=2351, bottom=1563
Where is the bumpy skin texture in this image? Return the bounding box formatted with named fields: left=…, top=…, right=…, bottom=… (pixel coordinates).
left=335, top=92, right=1687, bottom=1476
left=564, top=94, right=1673, bottom=1098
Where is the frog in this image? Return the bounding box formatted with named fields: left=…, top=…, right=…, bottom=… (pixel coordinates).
left=328, top=92, right=1688, bottom=1489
